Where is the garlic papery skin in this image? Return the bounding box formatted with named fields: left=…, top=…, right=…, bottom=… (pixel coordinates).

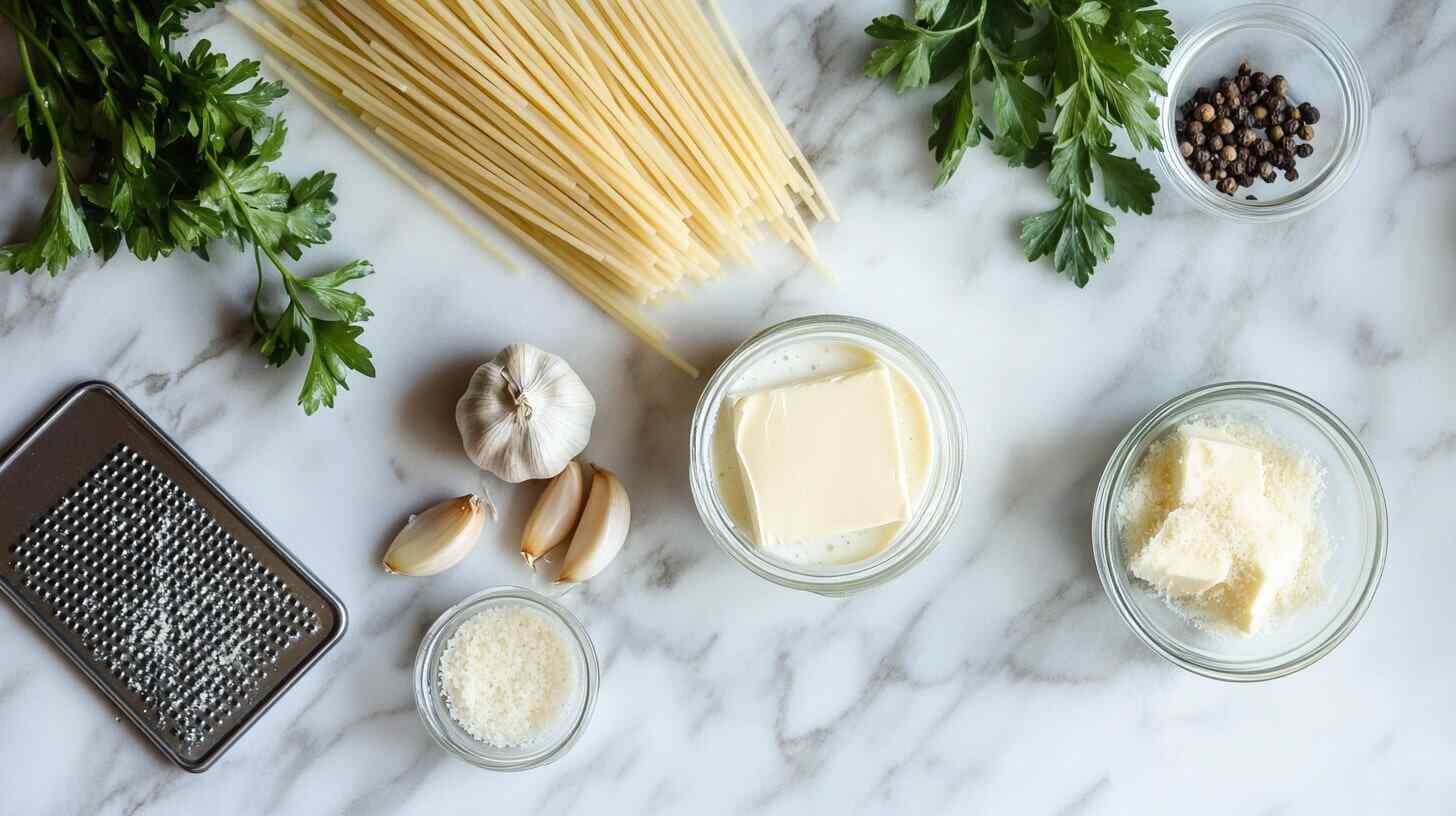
left=456, top=344, right=597, bottom=483
left=522, top=460, right=589, bottom=567
left=383, top=495, right=488, bottom=576
left=557, top=468, right=630, bottom=583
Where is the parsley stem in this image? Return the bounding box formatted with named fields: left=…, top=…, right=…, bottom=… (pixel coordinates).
left=16, top=34, right=72, bottom=187
left=203, top=154, right=306, bottom=305
left=1, top=7, right=71, bottom=93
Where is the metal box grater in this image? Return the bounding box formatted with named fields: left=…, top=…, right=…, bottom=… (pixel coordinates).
left=0, top=382, right=347, bottom=772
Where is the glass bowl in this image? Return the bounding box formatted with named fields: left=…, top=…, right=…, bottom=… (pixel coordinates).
left=413, top=587, right=599, bottom=770
left=1157, top=3, right=1369, bottom=220
left=689, top=315, right=966, bottom=596
left=1092, top=382, right=1387, bottom=681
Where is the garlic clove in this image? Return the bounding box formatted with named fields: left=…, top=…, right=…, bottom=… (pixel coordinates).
left=557, top=468, right=630, bottom=583
left=456, top=344, right=597, bottom=483
left=522, top=460, right=589, bottom=567
left=383, top=494, right=488, bottom=576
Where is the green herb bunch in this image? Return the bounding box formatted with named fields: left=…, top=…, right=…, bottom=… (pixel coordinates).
left=865, top=0, right=1176, bottom=286
left=0, top=0, right=374, bottom=414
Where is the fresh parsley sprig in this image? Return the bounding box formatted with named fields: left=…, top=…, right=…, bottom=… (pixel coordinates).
left=866, top=0, right=1176, bottom=286
left=0, top=0, right=375, bottom=414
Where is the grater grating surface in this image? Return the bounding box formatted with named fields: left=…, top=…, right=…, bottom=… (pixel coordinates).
left=0, top=383, right=346, bottom=772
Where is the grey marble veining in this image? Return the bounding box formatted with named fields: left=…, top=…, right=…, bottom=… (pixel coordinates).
left=2, top=1, right=1455, bottom=812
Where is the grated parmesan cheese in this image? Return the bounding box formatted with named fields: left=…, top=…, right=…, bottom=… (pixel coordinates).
left=1117, top=419, right=1329, bottom=636
left=438, top=606, right=577, bottom=748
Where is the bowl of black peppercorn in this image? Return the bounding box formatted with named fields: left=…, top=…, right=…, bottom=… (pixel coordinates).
left=1155, top=4, right=1369, bottom=221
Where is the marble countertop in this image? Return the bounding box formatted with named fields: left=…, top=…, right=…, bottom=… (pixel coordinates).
left=3, top=1, right=1454, bottom=812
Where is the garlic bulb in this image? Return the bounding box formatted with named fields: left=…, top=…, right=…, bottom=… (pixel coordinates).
left=383, top=495, right=488, bottom=576
left=456, top=344, right=596, bottom=483
left=522, top=460, right=589, bottom=567
left=557, top=468, right=630, bottom=583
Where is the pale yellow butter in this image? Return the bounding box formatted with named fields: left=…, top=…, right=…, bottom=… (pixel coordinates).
left=1131, top=507, right=1232, bottom=596
left=731, top=366, right=910, bottom=556
left=1224, top=508, right=1306, bottom=634
left=1176, top=428, right=1265, bottom=507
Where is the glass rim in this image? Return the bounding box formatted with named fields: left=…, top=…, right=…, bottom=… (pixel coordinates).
left=413, top=586, right=599, bottom=770
left=689, top=314, right=966, bottom=596
left=1155, top=3, right=1370, bottom=222
left=1091, top=381, right=1388, bottom=681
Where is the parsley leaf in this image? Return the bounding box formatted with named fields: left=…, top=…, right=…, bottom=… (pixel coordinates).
left=865, top=0, right=1174, bottom=285
left=1095, top=148, right=1158, bottom=215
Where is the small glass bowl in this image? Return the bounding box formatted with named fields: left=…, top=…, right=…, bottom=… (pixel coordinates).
left=689, top=315, right=966, bottom=596
left=1157, top=3, right=1369, bottom=220
left=414, top=587, right=599, bottom=770
left=1092, top=382, right=1387, bottom=681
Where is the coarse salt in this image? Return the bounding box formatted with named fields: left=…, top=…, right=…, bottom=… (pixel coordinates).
left=438, top=605, right=577, bottom=748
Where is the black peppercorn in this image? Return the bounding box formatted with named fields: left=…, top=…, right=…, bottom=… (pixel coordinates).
left=1177, top=62, right=1321, bottom=198
left=1245, top=194, right=1257, bottom=200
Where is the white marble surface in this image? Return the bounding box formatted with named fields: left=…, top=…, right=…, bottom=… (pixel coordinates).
left=2, top=1, right=1454, bottom=812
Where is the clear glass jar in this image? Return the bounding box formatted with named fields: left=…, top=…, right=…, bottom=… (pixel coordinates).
left=1092, top=382, right=1387, bottom=681
left=689, top=315, right=966, bottom=596
left=414, top=586, right=599, bottom=770
left=1157, top=4, right=1369, bottom=220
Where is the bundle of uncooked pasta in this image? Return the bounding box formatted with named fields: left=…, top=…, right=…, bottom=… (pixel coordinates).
left=231, top=0, right=837, bottom=376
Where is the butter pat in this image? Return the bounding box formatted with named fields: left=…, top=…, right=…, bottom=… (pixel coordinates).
left=1176, top=428, right=1265, bottom=507
left=1224, top=509, right=1306, bottom=634
left=1131, top=508, right=1232, bottom=596
left=731, top=366, right=910, bottom=554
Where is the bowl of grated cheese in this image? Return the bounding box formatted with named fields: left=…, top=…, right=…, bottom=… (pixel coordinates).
left=1092, top=382, right=1387, bottom=681
left=414, top=587, right=599, bottom=770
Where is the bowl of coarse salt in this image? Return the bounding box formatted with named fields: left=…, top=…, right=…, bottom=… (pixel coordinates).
left=414, top=586, right=599, bottom=770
